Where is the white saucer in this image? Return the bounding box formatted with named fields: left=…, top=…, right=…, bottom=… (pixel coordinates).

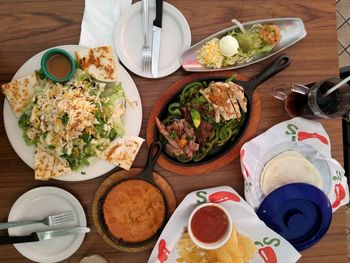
left=114, top=1, right=191, bottom=78
left=8, top=187, right=87, bottom=263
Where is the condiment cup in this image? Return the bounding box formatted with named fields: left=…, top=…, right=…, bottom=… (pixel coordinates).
left=40, top=48, right=76, bottom=82
left=188, top=203, right=232, bottom=250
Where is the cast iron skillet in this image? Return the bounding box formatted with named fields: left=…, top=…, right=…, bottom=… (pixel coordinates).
left=156, top=54, right=291, bottom=165
left=98, top=141, right=170, bottom=247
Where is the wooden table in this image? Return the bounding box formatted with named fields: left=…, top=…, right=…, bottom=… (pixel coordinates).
left=0, top=0, right=347, bottom=262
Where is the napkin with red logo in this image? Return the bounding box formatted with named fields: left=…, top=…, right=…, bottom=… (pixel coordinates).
left=148, top=186, right=301, bottom=263
left=240, top=117, right=349, bottom=212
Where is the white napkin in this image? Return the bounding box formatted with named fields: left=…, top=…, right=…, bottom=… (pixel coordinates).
left=79, top=0, right=132, bottom=48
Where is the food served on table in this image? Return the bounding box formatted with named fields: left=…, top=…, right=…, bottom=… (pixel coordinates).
left=76, top=46, right=117, bottom=82
left=260, top=151, right=323, bottom=196
left=1, top=73, right=39, bottom=117
left=41, top=49, right=76, bottom=82
left=178, top=226, right=256, bottom=263
left=156, top=78, right=247, bottom=162
left=148, top=186, right=301, bottom=263
left=196, top=21, right=281, bottom=69
left=1, top=46, right=143, bottom=180
left=102, top=136, right=145, bottom=170
left=34, top=147, right=71, bottom=180
left=46, top=53, right=72, bottom=79
left=188, top=204, right=232, bottom=249
left=102, top=179, right=166, bottom=243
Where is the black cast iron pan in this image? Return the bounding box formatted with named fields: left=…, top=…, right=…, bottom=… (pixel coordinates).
left=98, top=141, right=170, bottom=247
left=156, top=54, right=291, bottom=165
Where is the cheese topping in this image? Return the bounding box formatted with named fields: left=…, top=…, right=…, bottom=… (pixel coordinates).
left=20, top=68, right=126, bottom=173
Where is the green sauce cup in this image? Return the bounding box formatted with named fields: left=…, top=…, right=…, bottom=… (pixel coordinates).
left=40, top=48, right=76, bottom=82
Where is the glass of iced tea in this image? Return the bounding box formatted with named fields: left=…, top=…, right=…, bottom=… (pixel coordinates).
left=272, top=78, right=350, bottom=119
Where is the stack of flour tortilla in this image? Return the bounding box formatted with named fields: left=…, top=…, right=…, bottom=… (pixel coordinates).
left=260, top=151, right=323, bottom=196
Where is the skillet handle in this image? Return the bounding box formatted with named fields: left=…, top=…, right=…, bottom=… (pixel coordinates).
left=246, top=54, right=291, bottom=94
left=143, top=141, right=163, bottom=177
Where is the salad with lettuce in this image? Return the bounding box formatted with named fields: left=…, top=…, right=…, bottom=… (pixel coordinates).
left=196, top=20, right=281, bottom=69
left=18, top=68, right=126, bottom=170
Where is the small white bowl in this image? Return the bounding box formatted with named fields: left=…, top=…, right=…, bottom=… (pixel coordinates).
left=188, top=203, right=232, bottom=250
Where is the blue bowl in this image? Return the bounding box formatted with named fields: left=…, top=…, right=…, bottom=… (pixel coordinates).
left=257, top=183, right=332, bottom=251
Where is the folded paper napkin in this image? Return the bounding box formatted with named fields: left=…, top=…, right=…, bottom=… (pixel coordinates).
left=79, top=0, right=132, bottom=48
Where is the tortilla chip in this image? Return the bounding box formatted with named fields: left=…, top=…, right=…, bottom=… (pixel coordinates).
left=177, top=230, right=209, bottom=263
left=102, top=136, right=144, bottom=170
left=1, top=72, right=38, bottom=117
left=229, top=226, right=239, bottom=251
left=238, top=235, right=257, bottom=261
left=75, top=46, right=117, bottom=82
left=177, top=226, right=256, bottom=263
left=213, top=226, right=244, bottom=263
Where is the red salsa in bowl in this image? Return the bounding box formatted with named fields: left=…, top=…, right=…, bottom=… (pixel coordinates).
left=188, top=203, right=232, bottom=250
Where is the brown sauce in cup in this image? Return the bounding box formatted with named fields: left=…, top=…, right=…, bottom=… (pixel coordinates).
left=47, top=54, right=72, bottom=78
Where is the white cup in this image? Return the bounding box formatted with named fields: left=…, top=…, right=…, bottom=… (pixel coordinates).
left=188, top=203, right=232, bottom=250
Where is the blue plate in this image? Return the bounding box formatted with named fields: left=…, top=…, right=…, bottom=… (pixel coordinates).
left=257, top=183, right=332, bottom=251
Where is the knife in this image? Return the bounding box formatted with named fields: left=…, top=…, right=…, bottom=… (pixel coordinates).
left=0, top=227, right=90, bottom=245
left=151, top=0, right=163, bottom=77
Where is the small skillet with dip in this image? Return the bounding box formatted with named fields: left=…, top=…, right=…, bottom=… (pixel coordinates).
left=98, top=141, right=170, bottom=248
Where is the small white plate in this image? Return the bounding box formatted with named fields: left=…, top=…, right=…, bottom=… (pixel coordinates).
left=114, top=1, right=191, bottom=78
left=3, top=45, right=142, bottom=181
left=8, top=187, right=87, bottom=263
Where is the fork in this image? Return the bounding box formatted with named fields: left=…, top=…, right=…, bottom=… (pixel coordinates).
left=141, top=0, right=151, bottom=72
left=0, top=211, right=75, bottom=230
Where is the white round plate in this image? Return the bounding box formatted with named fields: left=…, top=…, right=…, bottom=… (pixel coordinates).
left=8, top=187, right=86, bottom=263
left=3, top=45, right=142, bottom=181
left=114, top=1, right=191, bottom=78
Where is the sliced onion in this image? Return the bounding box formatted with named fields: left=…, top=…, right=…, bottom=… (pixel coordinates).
left=231, top=19, right=246, bottom=33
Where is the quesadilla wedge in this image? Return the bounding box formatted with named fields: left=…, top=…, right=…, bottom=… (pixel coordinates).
left=102, top=136, right=144, bottom=170
left=34, top=148, right=72, bottom=180
left=75, top=46, right=117, bottom=82
left=1, top=72, right=39, bottom=117
left=51, top=156, right=72, bottom=178
left=34, top=148, right=55, bottom=180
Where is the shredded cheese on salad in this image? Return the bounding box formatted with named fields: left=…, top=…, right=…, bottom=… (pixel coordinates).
left=18, top=69, right=126, bottom=170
